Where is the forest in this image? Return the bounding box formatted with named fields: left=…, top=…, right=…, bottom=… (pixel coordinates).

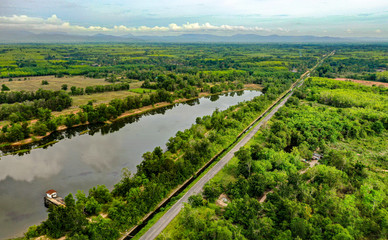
left=158, top=77, right=387, bottom=240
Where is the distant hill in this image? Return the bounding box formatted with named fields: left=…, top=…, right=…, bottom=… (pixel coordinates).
left=0, top=30, right=387, bottom=43
left=0, top=31, right=139, bottom=43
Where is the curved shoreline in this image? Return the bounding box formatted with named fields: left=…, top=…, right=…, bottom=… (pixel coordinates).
left=5, top=89, right=252, bottom=149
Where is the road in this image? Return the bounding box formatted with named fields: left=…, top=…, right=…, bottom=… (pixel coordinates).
left=138, top=51, right=335, bottom=240
left=139, top=87, right=296, bottom=240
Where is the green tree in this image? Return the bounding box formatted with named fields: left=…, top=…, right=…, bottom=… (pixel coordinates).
left=32, top=122, right=49, bottom=136
left=89, top=185, right=112, bottom=204
left=7, top=123, right=25, bottom=142
left=1, top=84, right=10, bottom=91
left=87, top=216, right=119, bottom=240
left=37, top=108, right=52, bottom=122
left=188, top=194, right=204, bottom=208
left=85, top=197, right=101, bottom=215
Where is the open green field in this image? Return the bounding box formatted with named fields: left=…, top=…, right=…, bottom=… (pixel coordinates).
left=71, top=90, right=139, bottom=107
left=129, top=88, right=156, bottom=94
left=0, top=75, right=108, bottom=92
left=0, top=43, right=321, bottom=79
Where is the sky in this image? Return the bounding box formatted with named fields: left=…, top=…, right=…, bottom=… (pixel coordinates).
left=0, top=0, right=387, bottom=37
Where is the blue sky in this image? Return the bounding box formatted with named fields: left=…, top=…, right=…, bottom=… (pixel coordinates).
left=0, top=0, right=387, bottom=37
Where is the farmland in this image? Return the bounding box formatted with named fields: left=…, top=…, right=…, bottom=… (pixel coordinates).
left=0, top=75, right=109, bottom=91
left=0, top=43, right=315, bottom=146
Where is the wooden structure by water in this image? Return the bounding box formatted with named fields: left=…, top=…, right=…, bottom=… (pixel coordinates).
left=44, top=189, right=65, bottom=207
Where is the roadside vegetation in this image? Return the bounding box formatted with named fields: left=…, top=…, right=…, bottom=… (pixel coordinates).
left=158, top=77, right=387, bottom=240
left=22, top=75, right=295, bottom=239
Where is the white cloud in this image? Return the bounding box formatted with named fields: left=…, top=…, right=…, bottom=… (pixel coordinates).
left=0, top=14, right=277, bottom=35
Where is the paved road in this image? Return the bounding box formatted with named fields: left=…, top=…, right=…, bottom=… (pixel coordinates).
left=137, top=51, right=335, bottom=240
left=139, top=88, right=296, bottom=240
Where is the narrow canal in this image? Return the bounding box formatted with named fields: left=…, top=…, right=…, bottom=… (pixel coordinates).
left=0, top=90, right=261, bottom=239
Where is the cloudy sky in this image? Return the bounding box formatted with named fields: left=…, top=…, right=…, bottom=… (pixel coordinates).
left=0, top=0, right=387, bottom=37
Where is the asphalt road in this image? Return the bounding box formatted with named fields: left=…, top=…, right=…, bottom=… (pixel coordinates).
left=136, top=51, right=335, bottom=240
left=139, top=89, right=296, bottom=240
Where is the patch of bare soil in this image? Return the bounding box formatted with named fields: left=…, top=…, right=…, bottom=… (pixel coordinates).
left=335, top=78, right=388, bottom=87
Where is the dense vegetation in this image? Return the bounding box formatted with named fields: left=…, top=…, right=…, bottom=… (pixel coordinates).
left=312, top=45, right=388, bottom=82
left=23, top=75, right=295, bottom=239
left=159, top=78, right=387, bottom=240
left=0, top=44, right=319, bottom=79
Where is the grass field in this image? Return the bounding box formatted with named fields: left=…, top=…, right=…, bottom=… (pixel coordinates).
left=0, top=75, right=109, bottom=92
left=72, top=90, right=140, bottom=107
left=129, top=88, right=156, bottom=94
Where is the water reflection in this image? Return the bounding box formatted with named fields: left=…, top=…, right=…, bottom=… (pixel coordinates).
left=0, top=90, right=261, bottom=239
left=0, top=154, right=62, bottom=182
left=0, top=96, right=204, bottom=155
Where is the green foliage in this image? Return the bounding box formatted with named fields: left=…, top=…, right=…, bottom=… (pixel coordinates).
left=89, top=185, right=112, bottom=204
left=188, top=194, right=205, bottom=208
left=32, top=122, right=49, bottom=136
left=160, top=76, right=388, bottom=240
left=84, top=197, right=102, bottom=216
left=159, top=205, right=246, bottom=240
left=24, top=225, right=41, bottom=239
left=1, top=84, right=10, bottom=91
left=0, top=89, right=72, bottom=122
left=42, top=193, right=88, bottom=238
left=86, top=216, right=119, bottom=240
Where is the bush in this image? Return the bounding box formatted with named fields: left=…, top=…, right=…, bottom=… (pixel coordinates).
left=1, top=84, right=10, bottom=91
left=188, top=194, right=204, bottom=208
left=85, top=197, right=102, bottom=215
left=32, top=122, right=49, bottom=136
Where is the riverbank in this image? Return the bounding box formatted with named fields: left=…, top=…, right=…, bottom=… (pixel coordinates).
left=5, top=87, right=260, bottom=149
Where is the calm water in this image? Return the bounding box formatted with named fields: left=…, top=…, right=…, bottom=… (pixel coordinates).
left=0, top=91, right=261, bottom=239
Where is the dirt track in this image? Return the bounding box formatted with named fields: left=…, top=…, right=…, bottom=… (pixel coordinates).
left=335, top=78, right=388, bottom=87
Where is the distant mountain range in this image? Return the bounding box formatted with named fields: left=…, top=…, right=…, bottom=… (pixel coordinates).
left=1, top=30, right=387, bottom=43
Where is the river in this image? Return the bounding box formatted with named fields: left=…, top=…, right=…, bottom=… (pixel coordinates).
left=0, top=90, right=261, bottom=239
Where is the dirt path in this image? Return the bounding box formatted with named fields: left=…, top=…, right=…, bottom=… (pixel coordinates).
left=258, top=160, right=320, bottom=203
left=335, top=78, right=388, bottom=87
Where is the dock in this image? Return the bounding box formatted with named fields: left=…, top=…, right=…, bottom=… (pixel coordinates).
left=44, top=196, right=65, bottom=207
left=44, top=189, right=66, bottom=207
